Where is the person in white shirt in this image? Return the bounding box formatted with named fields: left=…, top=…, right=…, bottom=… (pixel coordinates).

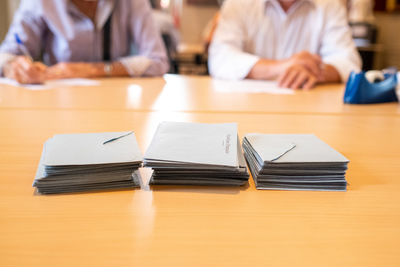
left=208, top=0, right=362, bottom=90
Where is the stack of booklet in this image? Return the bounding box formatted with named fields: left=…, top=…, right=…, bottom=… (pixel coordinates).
left=144, top=122, right=249, bottom=186
left=242, top=134, right=349, bottom=191
left=33, top=131, right=142, bottom=194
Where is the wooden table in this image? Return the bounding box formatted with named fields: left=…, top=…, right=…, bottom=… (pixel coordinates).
left=1, top=75, right=399, bottom=115
left=1, top=77, right=400, bottom=266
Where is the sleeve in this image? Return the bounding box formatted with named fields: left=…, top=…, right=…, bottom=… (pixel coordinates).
left=119, top=0, right=169, bottom=77
left=208, top=0, right=260, bottom=80
left=0, top=0, right=46, bottom=75
left=319, top=1, right=362, bottom=82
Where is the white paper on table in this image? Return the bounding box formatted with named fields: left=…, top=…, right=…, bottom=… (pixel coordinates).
left=0, top=77, right=50, bottom=90
left=211, top=79, right=294, bottom=95
left=46, top=78, right=100, bottom=87
left=0, top=77, right=100, bottom=90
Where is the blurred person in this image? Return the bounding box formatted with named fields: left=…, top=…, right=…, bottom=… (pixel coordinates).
left=203, top=12, right=221, bottom=52
left=346, top=0, right=375, bottom=23
left=203, top=0, right=225, bottom=51
left=150, top=0, right=180, bottom=72
left=150, top=0, right=180, bottom=50
left=208, top=0, right=362, bottom=90
left=0, top=0, right=169, bottom=84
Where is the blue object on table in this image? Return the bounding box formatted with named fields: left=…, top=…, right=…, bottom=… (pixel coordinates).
left=344, top=70, right=398, bottom=104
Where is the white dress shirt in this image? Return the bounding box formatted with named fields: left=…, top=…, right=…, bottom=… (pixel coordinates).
left=208, top=0, right=362, bottom=81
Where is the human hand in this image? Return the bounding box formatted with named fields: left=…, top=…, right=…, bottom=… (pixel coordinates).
left=3, top=56, right=47, bottom=84
left=46, top=62, right=102, bottom=80
left=284, top=51, right=323, bottom=79
left=277, top=64, right=318, bottom=90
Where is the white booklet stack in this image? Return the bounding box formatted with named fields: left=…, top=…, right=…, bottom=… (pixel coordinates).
left=242, top=134, right=349, bottom=191
left=144, top=122, right=249, bottom=186
left=33, top=132, right=142, bottom=194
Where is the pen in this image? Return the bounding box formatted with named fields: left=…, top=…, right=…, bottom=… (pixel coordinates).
left=103, top=131, right=134, bottom=145
left=14, top=33, right=33, bottom=61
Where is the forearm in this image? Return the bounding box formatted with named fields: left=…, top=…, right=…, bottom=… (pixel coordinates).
left=246, top=59, right=288, bottom=80
left=89, top=62, right=130, bottom=77
left=45, top=61, right=131, bottom=80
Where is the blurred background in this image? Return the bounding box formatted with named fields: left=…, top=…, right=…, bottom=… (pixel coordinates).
left=1, top=0, right=399, bottom=74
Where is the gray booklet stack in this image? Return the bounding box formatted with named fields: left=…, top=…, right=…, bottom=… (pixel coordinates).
left=33, top=131, right=142, bottom=194
left=242, top=134, right=349, bottom=191
left=144, top=122, right=249, bottom=186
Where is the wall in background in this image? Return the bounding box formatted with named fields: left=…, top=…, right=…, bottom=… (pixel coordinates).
left=1, top=0, right=20, bottom=42
left=7, top=0, right=20, bottom=23
left=375, top=12, right=400, bottom=69
left=0, top=1, right=10, bottom=42
left=179, top=1, right=218, bottom=44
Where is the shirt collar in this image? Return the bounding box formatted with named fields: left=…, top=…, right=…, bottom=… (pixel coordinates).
left=96, top=0, right=115, bottom=30
left=264, top=0, right=315, bottom=16
left=68, top=0, right=115, bottom=30
left=264, top=0, right=315, bottom=4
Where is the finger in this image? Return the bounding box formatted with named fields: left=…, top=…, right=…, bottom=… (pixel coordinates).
left=16, top=63, right=47, bottom=84
left=317, top=63, right=326, bottom=82
left=14, top=68, right=33, bottom=84
left=277, top=71, right=289, bottom=87
left=302, top=60, right=321, bottom=77
left=279, top=69, right=297, bottom=88
left=279, top=68, right=300, bottom=88
left=291, top=70, right=310, bottom=90
left=13, top=58, right=44, bottom=79
left=11, top=71, right=24, bottom=84
left=14, top=58, right=46, bottom=78
left=3, top=58, right=40, bottom=84
left=302, top=75, right=317, bottom=90
left=17, top=64, right=45, bottom=81
left=15, top=56, right=34, bottom=70
left=277, top=70, right=287, bottom=86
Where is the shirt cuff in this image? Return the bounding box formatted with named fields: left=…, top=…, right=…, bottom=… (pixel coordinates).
left=119, top=55, right=153, bottom=77
left=232, top=54, right=260, bottom=80
left=0, top=53, right=16, bottom=76
left=209, top=47, right=260, bottom=80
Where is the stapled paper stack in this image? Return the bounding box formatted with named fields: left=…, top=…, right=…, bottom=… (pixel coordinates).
left=33, top=131, right=142, bottom=194
left=144, top=122, right=249, bottom=186
left=242, top=134, right=349, bottom=191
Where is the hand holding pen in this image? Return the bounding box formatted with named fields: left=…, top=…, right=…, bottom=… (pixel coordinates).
left=2, top=34, right=47, bottom=84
